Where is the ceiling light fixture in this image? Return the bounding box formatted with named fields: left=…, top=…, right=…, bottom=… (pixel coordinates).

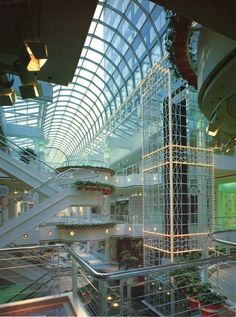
left=25, top=42, right=48, bottom=72
left=19, top=83, right=42, bottom=99
left=0, top=73, right=16, bottom=105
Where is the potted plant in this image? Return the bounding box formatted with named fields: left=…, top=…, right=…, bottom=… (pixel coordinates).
left=186, top=282, right=211, bottom=310
left=198, top=291, right=226, bottom=317
left=170, top=264, right=210, bottom=311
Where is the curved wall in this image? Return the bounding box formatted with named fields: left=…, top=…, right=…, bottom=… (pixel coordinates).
left=197, top=28, right=236, bottom=141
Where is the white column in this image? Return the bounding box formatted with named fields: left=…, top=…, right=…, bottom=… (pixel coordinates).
left=87, top=241, right=91, bottom=252
left=103, top=196, right=110, bottom=221
left=110, top=238, right=116, bottom=261
left=86, top=206, right=91, bottom=222
left=105, top=238, right=111, bottom=263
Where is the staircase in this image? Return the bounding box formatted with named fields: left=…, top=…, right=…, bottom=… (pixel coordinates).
left=0, top=134, right=57, bottom=190
left=0, top=168, right=100, bottom=247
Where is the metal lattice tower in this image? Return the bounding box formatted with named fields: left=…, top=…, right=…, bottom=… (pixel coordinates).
left=141, top=64, right=214, bottom=266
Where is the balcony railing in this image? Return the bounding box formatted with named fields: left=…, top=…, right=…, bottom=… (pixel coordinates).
left=0, top=243, right=235, bottom=316
left=215, top=216, right=236, bottom=231
left=43, top=214, right=143, bottom=226
left=46, top=214, right=111, bottom=225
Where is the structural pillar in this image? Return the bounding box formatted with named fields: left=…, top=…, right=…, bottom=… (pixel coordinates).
left=105, top=238, right=111, bottom=263
left=86, top=206, right=91, bottom=222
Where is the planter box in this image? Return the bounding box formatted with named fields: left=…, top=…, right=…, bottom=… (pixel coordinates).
left=201, top=304, right=223, bottom=317
left=188, top=296, right=200, bottom=310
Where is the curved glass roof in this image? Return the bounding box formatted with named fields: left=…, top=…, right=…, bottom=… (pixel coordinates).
left=43, top=0, right=167, bottom=164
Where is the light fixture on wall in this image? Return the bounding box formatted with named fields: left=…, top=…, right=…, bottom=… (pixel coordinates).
left=48, top=230, right=53, bottom=236
left=223, top=138, right=235, bottom=153
left=206, top=110, right=220, bottom=136
left=206, top=122, right=219, bottom=137
left=70, top=230, right=75, bottom=237
left=23, top=233, right=29, bottom=239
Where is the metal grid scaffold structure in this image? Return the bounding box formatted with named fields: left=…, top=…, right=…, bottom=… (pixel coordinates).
left=141, top=64, right=214, bottom=266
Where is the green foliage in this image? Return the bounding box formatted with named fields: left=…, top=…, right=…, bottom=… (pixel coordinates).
left=119, top=251, right=139, bottom=269
left=74, top=180, right=115, bottom=194
left=170, top=252, right=207, bottom=296
left=56, top=223, right=116, bottom=230
left=56, top=165, right=115, bottom=175
left=119, top=239, right=143, bottom=270
left=197, top=291, right=226, bottom=305
left=186, top=282, right=211, bottom=297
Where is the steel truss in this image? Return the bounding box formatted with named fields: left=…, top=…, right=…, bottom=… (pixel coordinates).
left=142, top=64, right=214, bottom=266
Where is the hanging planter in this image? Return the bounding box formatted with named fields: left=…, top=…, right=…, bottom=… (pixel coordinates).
left=56, top=165, right=115, bottom=175
left=56, top=223, right=116, bottom=230
left=165, top=11, right=197, bottom=88
left=75, top=180, right=115, bottom=195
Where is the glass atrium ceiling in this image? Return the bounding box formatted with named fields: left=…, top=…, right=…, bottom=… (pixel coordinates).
left=2, top=0, right=167, bottom=165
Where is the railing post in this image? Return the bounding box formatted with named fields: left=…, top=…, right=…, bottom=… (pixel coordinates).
left=98, top=280, right=108, bottom=316
left=72, top=258, right=78, bottom=299
left=126, top=278, right=132, bottom=316
left=119, top=279, right=125, bottom=316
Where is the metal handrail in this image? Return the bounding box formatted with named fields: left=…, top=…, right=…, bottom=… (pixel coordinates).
left=212, top=238, right=236, bottom=247
left=65, top=245, right=236, bottom=281
left=0, top=132, right=56, bottom=174
left=1, top=244, right=236, bottom=282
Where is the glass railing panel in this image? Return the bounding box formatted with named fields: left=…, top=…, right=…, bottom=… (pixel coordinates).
left=0, top=133, right=57, bottom=176
left=45, top=214, right=111, bottom=225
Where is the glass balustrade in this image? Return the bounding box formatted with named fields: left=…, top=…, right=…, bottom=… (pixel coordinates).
left=0, top=168, right=98, bottom=226
left=0, top=133, right=56, bottom=176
